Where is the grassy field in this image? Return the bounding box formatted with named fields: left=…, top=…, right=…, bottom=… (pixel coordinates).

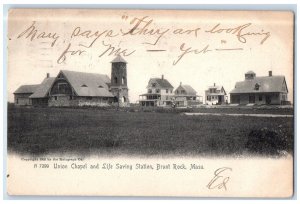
left=7, top=105, right=294, bottom=157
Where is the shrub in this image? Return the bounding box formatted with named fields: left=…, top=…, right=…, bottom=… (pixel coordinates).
left=245, top=127, right=292, bottom=155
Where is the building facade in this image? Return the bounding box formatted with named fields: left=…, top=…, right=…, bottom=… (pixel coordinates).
left=14, top=56, right=129, bottom=107
left=205, top=83, right=227, bottom=105
left=230, top=71, right=289, bottom=105
left=48, top=70, right=115, bottom=107
left=139, top=75, right=174, bottom=107
left=14, top=84, right=39, bottom=106
left=174, top=82, right=202, bottom=107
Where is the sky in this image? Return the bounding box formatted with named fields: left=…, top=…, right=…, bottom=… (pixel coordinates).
left=7, top=9, right=294, bottom=103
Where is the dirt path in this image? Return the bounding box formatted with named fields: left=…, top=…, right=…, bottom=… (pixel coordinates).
left=184, top=112, right=293, bottom=118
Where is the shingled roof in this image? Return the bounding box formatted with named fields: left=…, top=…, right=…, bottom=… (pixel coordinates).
left=14, top=84, right=39, bottom=94
left=59, top=70, right=114, bottom=97
left=176, top=84, right=197, bottom=95
left=148, top=78, right=174, bottom=89
left=29, top=77, right=55, bottom=98
left=230, top=76, right=288, bottom=94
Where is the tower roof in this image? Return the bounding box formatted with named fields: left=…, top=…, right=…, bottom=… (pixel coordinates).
left=111, top=55, right=127, bottom=63
left=245, top=70, right=255, bottom=75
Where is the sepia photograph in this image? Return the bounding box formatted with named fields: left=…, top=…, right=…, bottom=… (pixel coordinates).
left=6, top=8, right=294, bottom=197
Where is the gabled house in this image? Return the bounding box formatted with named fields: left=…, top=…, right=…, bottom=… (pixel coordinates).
left=205, top=83, right=227, bottom=105
left=174, top=82, right=202, bottom=107
left=139, top=75, right=174, bottom=107
left=14, top=84, right=39, bottom=106
left=230, top=71, right=289, bottom=105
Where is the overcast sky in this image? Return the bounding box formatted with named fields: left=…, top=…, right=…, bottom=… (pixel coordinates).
left=7, top=9, right=294, bottom=103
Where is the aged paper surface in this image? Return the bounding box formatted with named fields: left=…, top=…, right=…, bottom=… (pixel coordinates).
left=7, top=9, right=294, bottom=197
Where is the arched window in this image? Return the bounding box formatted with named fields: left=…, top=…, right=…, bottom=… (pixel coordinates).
left=114, top=77, right=118, bottom=84
left=122, top=77, right=126, bottom=85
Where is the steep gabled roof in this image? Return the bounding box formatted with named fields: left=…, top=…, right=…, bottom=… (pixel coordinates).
left=148, top=78, right=174, bottom=89
left=14, top=84, right=39, bottom=94
left=230, top=76, right=287, bottom=94
left=207, top=85, right=226, bottom=95
left=29, top=77, right=55, bottom=98
left=176, top=84, right=197, bottom=95
left=59, top=70, right=113, bottom=97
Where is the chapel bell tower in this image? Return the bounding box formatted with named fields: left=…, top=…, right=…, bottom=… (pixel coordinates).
left=110, top=55, right=129, bottom=106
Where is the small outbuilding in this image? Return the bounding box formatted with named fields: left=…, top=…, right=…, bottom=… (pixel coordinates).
left=14, top=84, right=39, bottom=106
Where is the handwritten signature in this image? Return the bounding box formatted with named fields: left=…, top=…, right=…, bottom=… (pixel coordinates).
left=207, top=167, right=232, bottom=191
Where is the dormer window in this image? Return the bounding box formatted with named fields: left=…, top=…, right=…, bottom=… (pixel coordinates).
left=152, top=83, right=156, bottom=87
left=81, top=84, right=88, bottom=87
left=254, top=83, right=260, bottom=90
left=98, top=85, right=103, bottom=88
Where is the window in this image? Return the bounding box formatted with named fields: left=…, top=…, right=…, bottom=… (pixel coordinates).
left=166, top=89, right=169, bottom=93
left=54, top=96, right=57, bottom=100
left=181, top=90, right=185, bottom=94
left=58, top=83, right=70, bottom=94
left=170, top=90, right=172, bottom=94
left=148, top=89, right=152, bottom=93
left=69, top=96, right=73, bottom=100
left=81, top=84, right=88, bottom=87
left=254, top=83, right=260, bottom=90
left=58, top=73, right=64, bottom=79
left=122, top=77, right=126, bottom=84
left=259, top=95, right=262, bottom=101
left=16, top=99, right=18, bottom=104
left=114, top=77, right=118, bottom=84
left=152, top=83, right=156, bottom=87
left=156, top=89, right=160, bottom=93
left=98, top=85, right=103, bottom=88
left=249, top=95, right=255, bottom=103
left=282, top=94, right=286, bottom=101
left=210, top=88, right=216, bottom=93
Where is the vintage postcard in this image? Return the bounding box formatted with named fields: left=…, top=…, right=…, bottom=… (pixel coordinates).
left=6, top=9, right=294, bottom=197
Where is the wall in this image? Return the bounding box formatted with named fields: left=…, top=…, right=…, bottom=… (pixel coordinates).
left=230, top=93, right=282, bottom=105
left=110, top=87, right=129, bottom=106
left=49, top=96, right=114, bottom=107
left=32, top=98, right=49, bottom=106
left=14, top=93, right=32, bottom=105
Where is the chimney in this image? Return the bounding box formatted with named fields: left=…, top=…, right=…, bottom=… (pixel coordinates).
left=269, top=71, right=272, bottom=77
left=214, top=83, right=216, bottom=87
left=46, top=73, right=50, bottom=78
left=162, top=75, right=164, bottom=80
left=180, top=82, right=182, bottom=86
